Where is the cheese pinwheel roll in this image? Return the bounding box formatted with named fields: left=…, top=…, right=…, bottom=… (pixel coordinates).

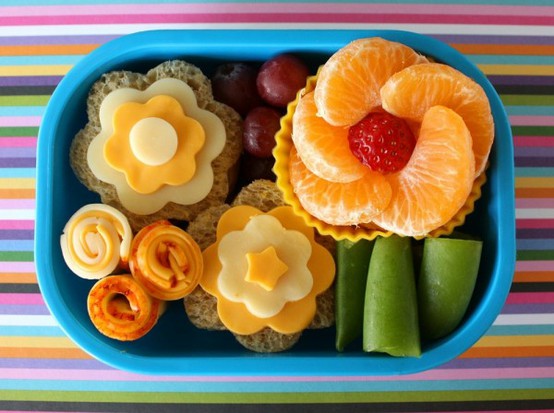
left=87, top=274, right=166, bottom=341
left=60, top=203, right=133, bottom=280
left=130, top=220, right=203, bottom=301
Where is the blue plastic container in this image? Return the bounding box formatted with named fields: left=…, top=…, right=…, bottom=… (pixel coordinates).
left=35, top=30, right=515, bottom=375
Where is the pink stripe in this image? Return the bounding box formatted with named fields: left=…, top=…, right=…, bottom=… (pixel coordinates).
left=0, top=13, right=551, bottom=26
left=0, top=293, right=43, bottom=305
left=514, top=136, right=554, bottom=147
left=510, top=116, right=554, bottom=127
left=506, top=292, right=554, bottom=304
left=0, top=367, right=553, bottom=382
left=516, top=198, right=554, bottom=208
left=0, top=117, right=41, bottom=127
left=517, top=218, right=554, bottom=229
left=0, top=4, right=552, bottom=17
left=0, top=220, right=34, bottom=230
left=0, top=262, right=35, bottom=273
left=0, top=138, right=37, bottom=148
left=0, top=199, right=35, bottom=209
left=516, top=260, right=554, bottom=272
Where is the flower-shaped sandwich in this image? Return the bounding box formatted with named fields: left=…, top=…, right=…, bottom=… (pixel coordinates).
left=274, top=38, right=494, bottom=240
left=184, top=179, right=336, bottom=353
left=71, top=61, right=243, bottom=231
left=201, top=205, right=334, bottom=336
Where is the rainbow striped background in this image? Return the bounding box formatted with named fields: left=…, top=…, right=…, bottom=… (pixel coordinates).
left=1, top=0, right=554, bottom=411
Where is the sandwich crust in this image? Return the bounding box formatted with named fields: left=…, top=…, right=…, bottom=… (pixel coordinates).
left=70, top=60, right=243, bottom=231
left=185, top=179, right=335, bottom=353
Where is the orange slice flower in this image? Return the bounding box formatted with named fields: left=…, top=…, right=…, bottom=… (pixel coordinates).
left=381, top=62, right=494, bottom=177
left=274, top=38, right=492, bottom=240
left=314, top=37, right=428, bottom=127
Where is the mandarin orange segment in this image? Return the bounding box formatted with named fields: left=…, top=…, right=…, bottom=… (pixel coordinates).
left=292, top=91, right=367, bottom=183
left=372, top=105, right=476, bottom=237
left=313, top=37, right=428, bottom=127
left=289, top=147, right=392, bottom=226
left=380, top=62, right=494, bottom=177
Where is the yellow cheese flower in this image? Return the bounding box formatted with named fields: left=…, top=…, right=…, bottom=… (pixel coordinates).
left=105, top=94, right=205, bottom=194
left=201, top=205, right=335, bottom=335
left=87, top=78, right=226, bottom=215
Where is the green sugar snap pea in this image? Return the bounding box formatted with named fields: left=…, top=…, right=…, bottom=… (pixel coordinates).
left=335, top=239, right=375, bottom=351
left=363, top=235, right=421, bottom=357
left=418, top=237, right=483, bottom=341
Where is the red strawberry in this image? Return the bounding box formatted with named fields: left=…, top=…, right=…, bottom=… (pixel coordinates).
left=347, top=111, right=416, bottom=174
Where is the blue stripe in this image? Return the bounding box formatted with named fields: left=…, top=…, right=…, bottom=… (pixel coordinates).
left=516, top=238, right=554, bottom=250
left=0, top=55, right=84, bottom=66
left=487, top=324, right=554, bottom=336
left=0, top=168, right=36, bottom=178
left=1, top=377, right=554, bottom=392
left=506, top=106, right=554, bottom=116
left=515, top=167, right=554, bottom=177
left=0, top=107, right=46, bottom=117
left=0, top=240, right=34, bottom=251
left=3, top=54, right=552, bottom=67
left=0, top=326, right=66, bottom=337
left=469, top=55, right=554, bottom=65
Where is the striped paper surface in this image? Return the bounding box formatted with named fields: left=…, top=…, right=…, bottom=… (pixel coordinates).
left=1, top=0, right=554, bottom=411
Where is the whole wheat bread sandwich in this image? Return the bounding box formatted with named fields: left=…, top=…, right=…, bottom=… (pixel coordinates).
left=70, top=60, right=243, bottom=231
left=185, top=179, right=336, bottom=353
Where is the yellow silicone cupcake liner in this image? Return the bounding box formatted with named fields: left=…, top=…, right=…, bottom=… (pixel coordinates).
left=273, top=71, right=487, bottom=242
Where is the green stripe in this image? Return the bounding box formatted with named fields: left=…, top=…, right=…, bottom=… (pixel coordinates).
left=501, top=95, right=554, bottom=106
left=0, top=127, right=39, bottom=137
left=0, top=251, right=34, bottom=262
left=1, top=389, right=553, bottom=403
left=517, top=250, right=554, bottom=261
left=512, top=126, right=554, bottom=137
left=0, top=96, right=50, bottom=106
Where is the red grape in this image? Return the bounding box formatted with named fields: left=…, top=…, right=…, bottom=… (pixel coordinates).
left=256, top=54, right=310, bottom=108
left=243, top=106, right=282, bottom=158
left=211, top=62, right=263, bottom=117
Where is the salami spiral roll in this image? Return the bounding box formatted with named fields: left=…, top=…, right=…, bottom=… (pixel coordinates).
left=130, top=220, right=203, bottom=301
left=87, top=274, right=166, bottom=341
left=60, top=204, right=133, bottom=280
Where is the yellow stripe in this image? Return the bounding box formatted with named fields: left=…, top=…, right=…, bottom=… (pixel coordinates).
left=0, top=336, right=77, bottom=349
left=475, top=335, right=554, bottom=347
left=515, top=177, right=554, bottom=189
left=0, top=178, right=36, bottom=189
left=0, top=65, right=72, bottom=76
left=479, top=64, right=554, bottom=76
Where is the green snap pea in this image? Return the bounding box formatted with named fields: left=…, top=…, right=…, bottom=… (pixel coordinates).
left=335, top=239, right=374, bottom=351
left=363, top=235, right=421, bottom=357
left=418, top=237, right=483, bottom=341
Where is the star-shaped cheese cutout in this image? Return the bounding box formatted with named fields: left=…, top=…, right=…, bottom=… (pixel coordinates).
left=245, top=246, right=289, bottom=292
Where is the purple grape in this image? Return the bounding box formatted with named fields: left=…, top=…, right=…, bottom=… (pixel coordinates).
left=211, top=62, right=263, bottom=117
left=256, top=54, right=310, bottom=108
